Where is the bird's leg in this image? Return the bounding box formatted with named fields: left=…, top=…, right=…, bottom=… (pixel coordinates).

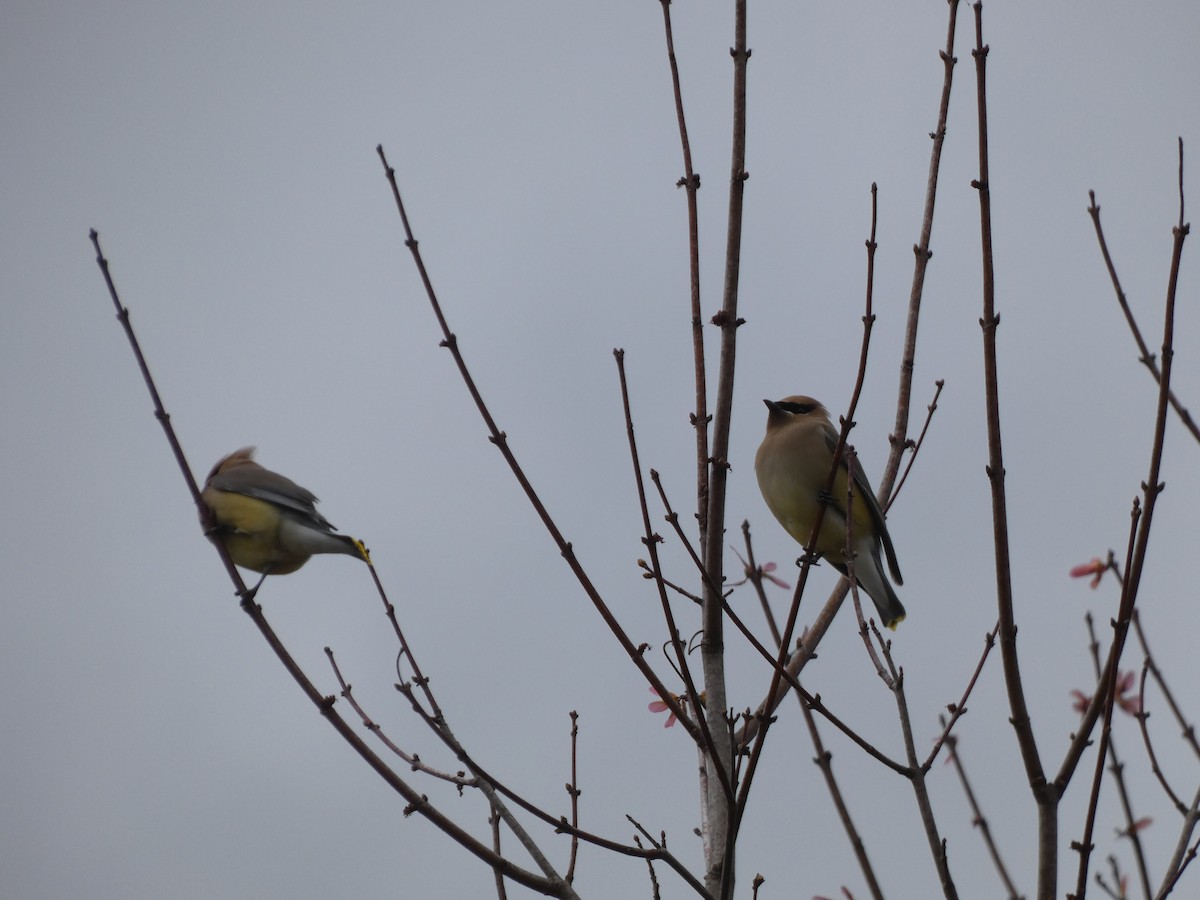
left=796, top=552, right=823, bottom=568
left=238, top=565, right=273, bottom=603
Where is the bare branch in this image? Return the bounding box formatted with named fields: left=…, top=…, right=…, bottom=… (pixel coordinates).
left=656, top=0, right=710, bottom=546
left=924, top=622, right=1000, bottom=772
left=1070, top=137, right=1189, bottom=899
left=881, top=0, right=962, bottom=493
left=376, top=145, right=698, bottom=751
left=1087, top=185, right=1200, bottom=444
left=565, top=712, right=581, bottom=885
left=968, top=10, right=1057, bottom=897
left=701, top=4, right=751, bottom=893
left=615, top=350, right=731, bottom=782
left=944, top=729, right=1024, bottom=899
left=880, top=637, right=958, bottom=898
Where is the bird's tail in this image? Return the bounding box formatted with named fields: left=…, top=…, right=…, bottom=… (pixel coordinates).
left=845, top=547, right=906, bottom=630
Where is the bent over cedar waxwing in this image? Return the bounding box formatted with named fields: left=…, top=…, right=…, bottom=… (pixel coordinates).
left=202, top=447, right=370, bottom=593
left=754, top=396, right=906, bottom=629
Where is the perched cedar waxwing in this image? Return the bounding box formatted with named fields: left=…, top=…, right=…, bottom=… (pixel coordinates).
left=754, top=396, right=906, bottom=629
left=201, top=447, right=370, bottom=595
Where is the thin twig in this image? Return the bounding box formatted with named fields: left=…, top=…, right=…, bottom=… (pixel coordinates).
left=1082, top=617, right=1152, bottom=900
left=1135, top=664, right=1187, bottom=815
left=1155, top=786, right=1200, bottom=898
left=880, top=636, right=958, bottom=899
left=844, top=447, right=894, bottom=684
left=490, top=807, right=509, bottom=900
left=324, top=648, right=472, bottom=787
left=1058, top=504, right=1141, bottom=790
left=943, top=728, right=1024, bottom=899
left=1071, top=137, right=1188, bottom=900
left=1087, top=192, right=1200, bottom=445
left=887, top=379, right=945, bottom=512
left=632, top=835, right=663, bottom=900
left=969, top=10, right=1056, bottom=897
left=880, top=0, right=961, bottom=495
left=1133, top=612, right=1200, bottom=813
left=737, top=524, right=783, bottom=649
left=657, top=0, right=710, bottom=547
left=376, top=145, right=697, bottom=749
left=566, top=712, right=581, bottom=885
left=758, top=565, right=884, bottom=900
left=923, top=621, right=1000, bottom=771
left=615, top=351, right=732, bottom=796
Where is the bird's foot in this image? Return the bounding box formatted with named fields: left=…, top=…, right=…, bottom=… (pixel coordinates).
left=237, top=570, right=270, bottom=606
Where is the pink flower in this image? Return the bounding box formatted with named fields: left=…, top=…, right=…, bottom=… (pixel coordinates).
left=648, top=687, right=679, bottom=728
left=1070, top=558, right=1106, bottom=589
left=759, top=561, right=791, bottom=590
left=1121, top=817, right=1153, bottom=836
left=1114, top=670, right=1142, bottom=716
left=730, top=547, right=791, bottom=590
left=1070, top=671, right=1141, bottom=717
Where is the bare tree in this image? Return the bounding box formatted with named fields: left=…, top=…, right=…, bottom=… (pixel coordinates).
left=93, top=2, right=1196, bottom=898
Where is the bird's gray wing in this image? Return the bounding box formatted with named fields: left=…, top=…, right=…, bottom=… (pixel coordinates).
left=821, top=424, right=903, bottom=585
left=209, top=464, right=339, bottom=532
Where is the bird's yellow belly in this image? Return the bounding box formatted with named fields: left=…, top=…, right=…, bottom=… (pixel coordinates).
left=758, top=469, right=854, bottom=564
left=205, top=491, right=309, bottom=574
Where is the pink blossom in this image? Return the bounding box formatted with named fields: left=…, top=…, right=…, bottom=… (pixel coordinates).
left=1069, top=558, right=1106, bottom=589
left=648, top=687, right=679, bottom=728
left=730, top=547, right=791, bottom=590
left=1070, top=671, right=1141, bottom=717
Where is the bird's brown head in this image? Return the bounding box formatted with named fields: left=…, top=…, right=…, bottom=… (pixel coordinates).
left=762, top=396, right=829, bottom=431
left=204, top=446, right=258, bottom=487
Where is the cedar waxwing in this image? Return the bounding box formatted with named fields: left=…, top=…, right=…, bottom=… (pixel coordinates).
left=201, top=447, right=370, bottom=594
left=754, top=396, right=906, bottom=629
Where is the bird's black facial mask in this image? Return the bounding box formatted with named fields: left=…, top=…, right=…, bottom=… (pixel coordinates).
left=775, top=400, right=818, bottom=415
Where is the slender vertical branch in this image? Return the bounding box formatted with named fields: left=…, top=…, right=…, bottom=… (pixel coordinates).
left=881, top=642, right=958, bottom=899
left=881, top=0, right=961, bottom=495
left=657, top=0, right=711, bottom=545
left=754, top=558, right=885, bottom=900
left=969, top=11, right=1056, bottom=899
left=1072, top=138, right=1188, bottom=900
left=615, top=350, right=733, bottom=796
left=1082, top=619, right=1152, bottom=900
left=1156, top=785, right=1200, bottom=899
left=1058, top=507, right=1141, bottom=791
left=701, top=4, right=749, bottom=896
left=565, top=712, right=580, bottom=885
left=1087, top=193, right=1200, bottom=444
left=944, top=730, right=1024, bottom=899
left=739, top=523, right=783, bottom=649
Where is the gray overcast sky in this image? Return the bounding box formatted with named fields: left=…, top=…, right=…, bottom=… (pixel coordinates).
left=3, top=2, right=1199, bottom=898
